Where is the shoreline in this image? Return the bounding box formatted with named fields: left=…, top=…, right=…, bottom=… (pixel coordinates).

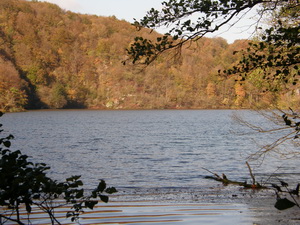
left=2, top=185, right=299, bottom=224
left=108, top=185, right=300, bottom=225
left=3, top=107, right=271, bottom=114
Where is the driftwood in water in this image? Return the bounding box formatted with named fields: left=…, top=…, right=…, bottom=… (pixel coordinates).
left=202, top=166, right=267, bottom=189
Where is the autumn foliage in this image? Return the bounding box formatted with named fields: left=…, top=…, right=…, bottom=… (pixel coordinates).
left=0, top=0, right=296, bottom=112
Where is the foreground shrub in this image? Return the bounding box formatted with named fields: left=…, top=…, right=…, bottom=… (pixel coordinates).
left=0, top=112, right=117, bottom=224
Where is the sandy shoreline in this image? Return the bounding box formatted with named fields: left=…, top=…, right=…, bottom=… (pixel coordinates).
left=1, top=185, right=299, bottom=224
left=104, top=185, right=300, bottom=225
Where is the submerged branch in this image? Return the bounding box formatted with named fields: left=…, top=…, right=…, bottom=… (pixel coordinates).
left=202, top=166, right=266, bottom=189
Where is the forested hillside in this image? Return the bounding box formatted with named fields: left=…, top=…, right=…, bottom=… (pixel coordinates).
left=0, top=0, right=296, bottom=112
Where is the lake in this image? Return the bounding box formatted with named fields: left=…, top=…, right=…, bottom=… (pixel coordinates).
left=2, top=109, right=300, bottom=224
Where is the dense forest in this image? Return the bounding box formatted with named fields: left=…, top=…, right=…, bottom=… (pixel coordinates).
left=0, top=0, right=298, bottom=112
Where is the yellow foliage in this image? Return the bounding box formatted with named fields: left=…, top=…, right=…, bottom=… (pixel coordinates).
left=0, top=0, right=292, bottom=111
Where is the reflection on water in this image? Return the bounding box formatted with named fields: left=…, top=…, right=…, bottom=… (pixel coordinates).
left=70, top=202, right=252, bottom=225
left=2, top=110, right=299, bottom=189
left=2, top=201, right=252, bottom=225
left=3, top=110, right=299, bottom=190
left=2, top=110, right=300, bottom=224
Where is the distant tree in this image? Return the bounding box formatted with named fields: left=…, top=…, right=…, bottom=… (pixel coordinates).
left=126, top=0, right=300, bottom=209
left=0, top=58, right=27, bottom=112
left=126, top=0, right=299, bottom=129
left=126, top=0, right=299, bottom=81
left=0, top=0, right=297, bottom=111
left=226, top=1, right=299, bottom=95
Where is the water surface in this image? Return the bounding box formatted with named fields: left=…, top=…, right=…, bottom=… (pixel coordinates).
left=2, top=109, right=300, bottom=224
left=2, top=109, right=298, bottom=189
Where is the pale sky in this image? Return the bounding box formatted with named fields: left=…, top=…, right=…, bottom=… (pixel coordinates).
left=40, top=0, right=259, bottom=43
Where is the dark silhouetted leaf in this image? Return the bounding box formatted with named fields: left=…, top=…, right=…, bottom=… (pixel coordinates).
left=99, top=194, right=109, bottom=203
left=275, top=198, right=296, bottom=210
left=97, top=180, right=106, bottom=192
left=3, top=141, right=11, bottom=148
left=105, top=187, right=118, bottom=194
left=85, top=200, right=98, bottom=210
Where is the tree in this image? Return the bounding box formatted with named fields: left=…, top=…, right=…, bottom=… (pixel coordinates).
left=0, top=112, right=117, bottom=224
left=126, top=0, right=299, bottom=134
left=0, top=58, right=28, bottom=112
left=126, top=0, right=300, bottom=209
left=0, top=0, right=297, bottom=111
left=126, top=0, right=299, bottom=71
left=226, top=1, right=299, bottom=95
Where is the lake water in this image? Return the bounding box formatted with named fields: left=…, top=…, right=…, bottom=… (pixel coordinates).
left=2, top=109, right=299, bottom=189
left=2, top=109, right=300, bottom=224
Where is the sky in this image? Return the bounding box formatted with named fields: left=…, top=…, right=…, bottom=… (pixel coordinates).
left=40, top=0, right=260, bottom=43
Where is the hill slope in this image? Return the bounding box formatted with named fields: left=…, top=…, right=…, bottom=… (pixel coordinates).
left=0, top=0, right=283, bottom=112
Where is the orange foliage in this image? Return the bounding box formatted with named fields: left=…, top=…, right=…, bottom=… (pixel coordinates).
left=0, top=0, right=287, bottom=111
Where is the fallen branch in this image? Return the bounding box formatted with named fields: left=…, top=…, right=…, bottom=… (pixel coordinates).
left=246, top=161, right=255, bottom=185
left=202, top=167, right=267, bottom=189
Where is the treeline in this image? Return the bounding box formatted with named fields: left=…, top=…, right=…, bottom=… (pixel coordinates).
left=0, top=0, right=296, bottom=112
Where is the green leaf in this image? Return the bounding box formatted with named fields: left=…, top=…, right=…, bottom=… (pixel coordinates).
left=274, top=198, right=296, bottom=210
